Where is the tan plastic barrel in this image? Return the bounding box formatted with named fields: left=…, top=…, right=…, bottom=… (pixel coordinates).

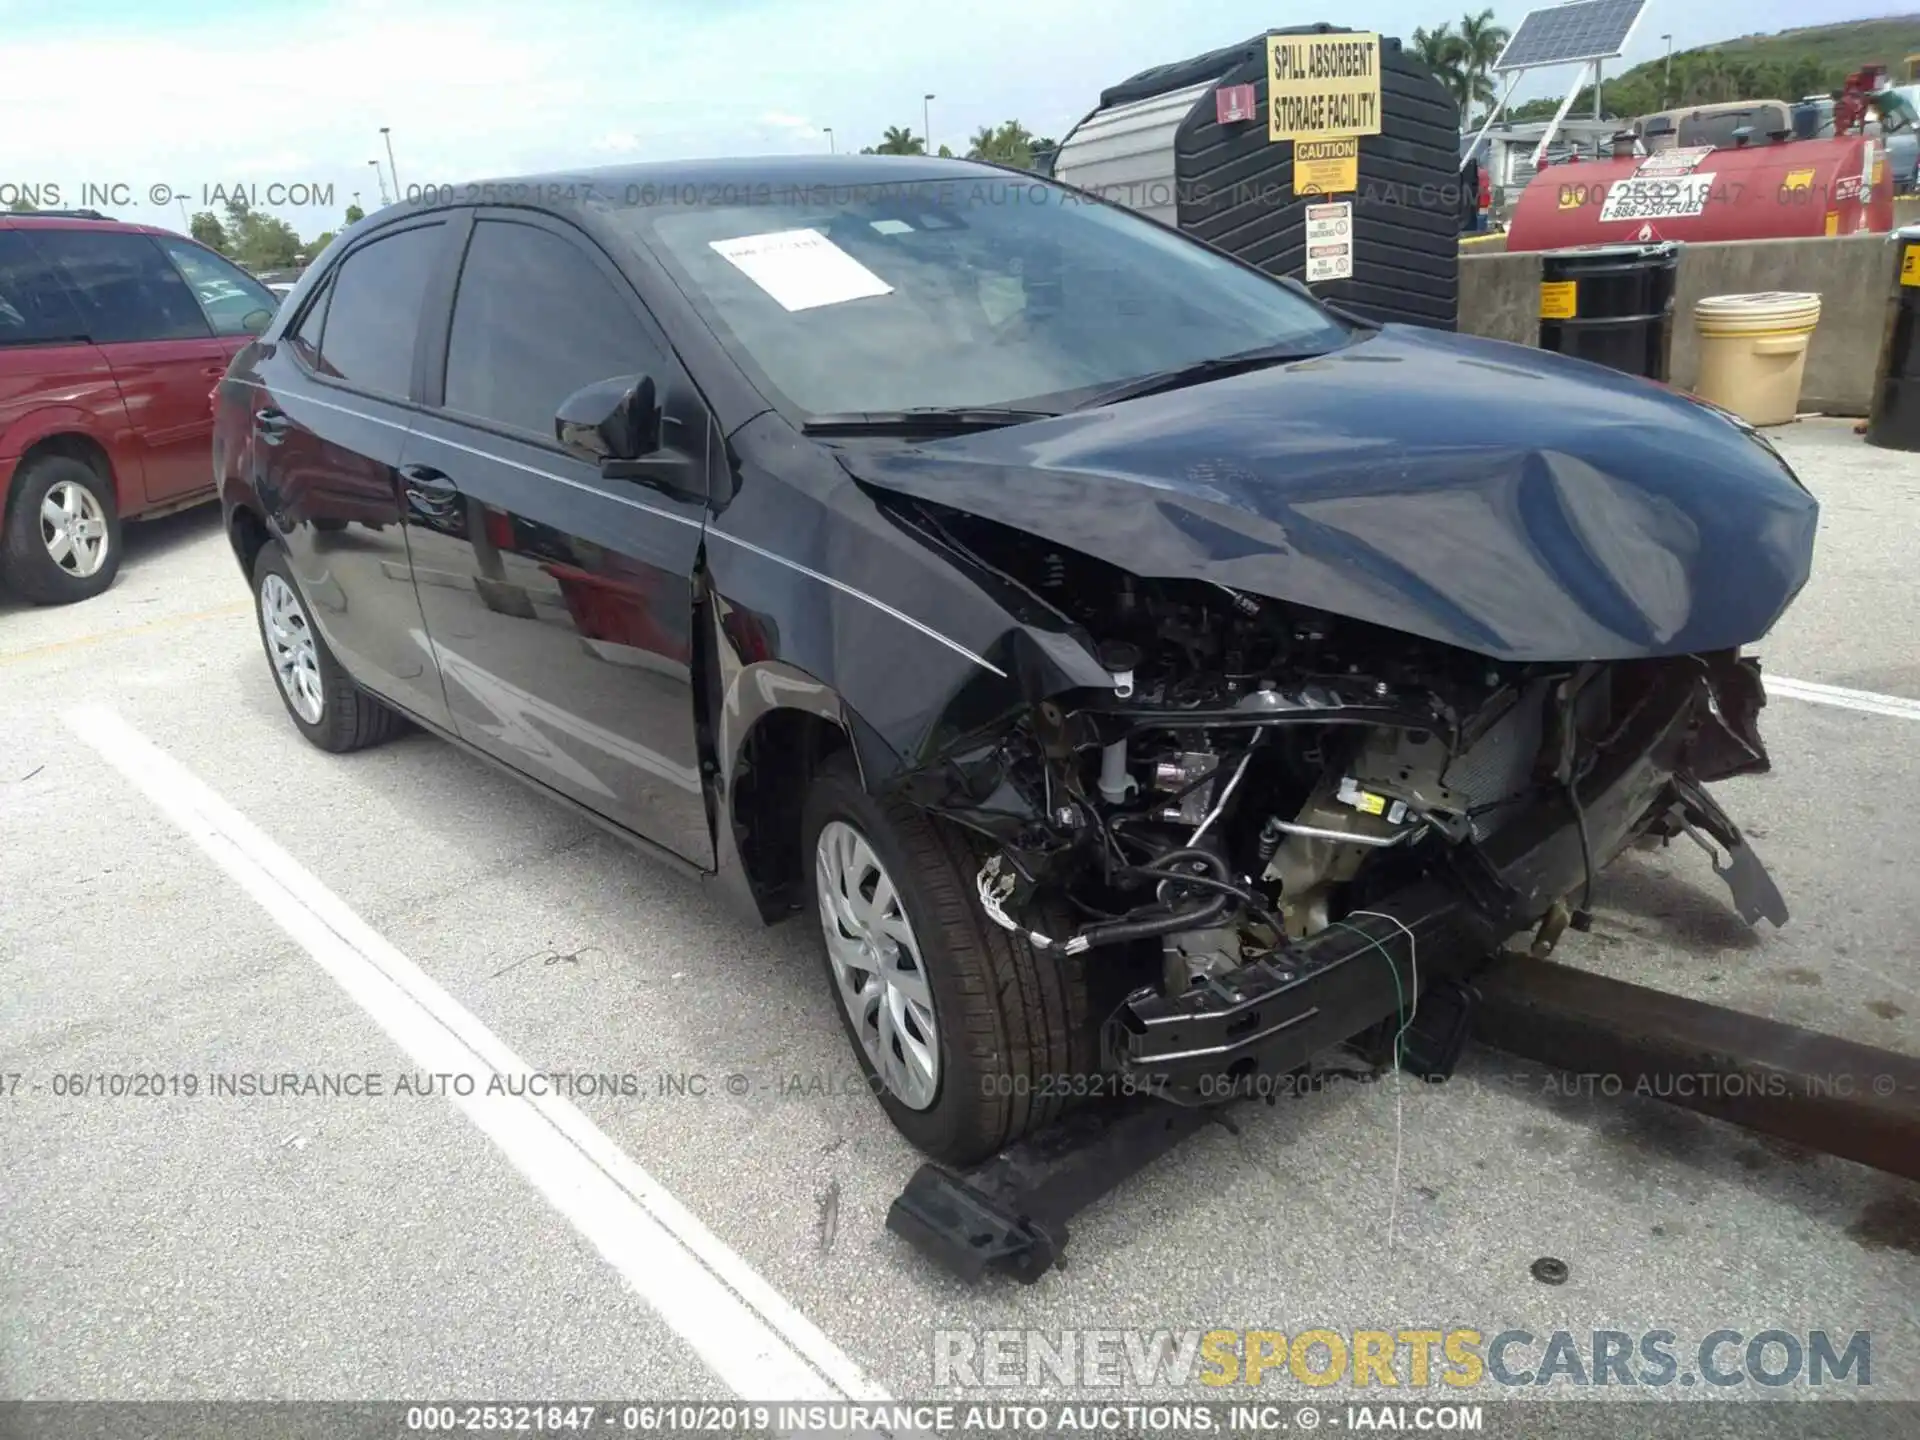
left=1691, top=292, right=1823, bottom=427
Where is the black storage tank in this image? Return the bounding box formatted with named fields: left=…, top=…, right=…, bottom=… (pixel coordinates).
left=1537, top=242, right=1680, bottom=381
left=1050, top=26, right=1462, bottom=330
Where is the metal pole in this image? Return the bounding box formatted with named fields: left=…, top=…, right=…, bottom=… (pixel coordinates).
left=823, top=126, right=835, bottom=153
left=1661, top=35, right=1673, bottom=108
left=923, top=93, right=935, bottom=154
left=368, top=160, right=389, bottom=207
left=1464, top=69, right=1524, bottom=171
left=1594, top=59, right=1603, bottom=120
left=1532, top=60, right=1597, bottom=171
left=381, top=126, right=400, bottom=197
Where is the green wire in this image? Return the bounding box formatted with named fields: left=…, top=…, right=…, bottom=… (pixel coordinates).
left=1327, top=919, right=1409, bottom=1066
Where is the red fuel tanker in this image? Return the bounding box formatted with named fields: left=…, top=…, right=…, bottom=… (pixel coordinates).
left=1504, top=136, right=1891, bottom=251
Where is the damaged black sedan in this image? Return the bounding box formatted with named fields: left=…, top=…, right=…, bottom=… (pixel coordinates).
left=215, top=156, right=1816, bottom=1167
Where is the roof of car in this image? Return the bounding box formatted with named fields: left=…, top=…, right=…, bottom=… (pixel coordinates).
left=364, top=153, right=1022, bottom=228
left=0, top=213, right=174, bottom=236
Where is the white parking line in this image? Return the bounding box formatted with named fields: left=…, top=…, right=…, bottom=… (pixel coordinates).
left=1768, top=675, right=1920, bottom=722
left=65, top=704, right=895, bottom=1423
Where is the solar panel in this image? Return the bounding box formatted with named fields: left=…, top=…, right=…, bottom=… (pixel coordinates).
left=1493, top=0, right=1646, bottom=72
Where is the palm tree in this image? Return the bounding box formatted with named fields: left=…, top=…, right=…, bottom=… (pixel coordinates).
left=968, top=121, right=1037, bottom=167
left=1455, top=10, right=1510, bottom=127
left=874, top=125, right=925, bottom=155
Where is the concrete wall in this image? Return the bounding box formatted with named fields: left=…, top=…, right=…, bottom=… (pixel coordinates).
left=1457, top=248, right=1539, bottom=348
left=1459, top=233, right=1901, bottom=415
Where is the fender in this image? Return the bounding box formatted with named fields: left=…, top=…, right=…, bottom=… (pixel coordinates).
left=0, top=399, right=149, bottom=516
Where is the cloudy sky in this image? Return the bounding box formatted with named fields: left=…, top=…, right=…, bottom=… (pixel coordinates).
left=0, top=0, right=1882, bottom=238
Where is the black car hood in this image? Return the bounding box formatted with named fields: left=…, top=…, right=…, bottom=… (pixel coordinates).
left=837, top=325, right=1819, bottom=662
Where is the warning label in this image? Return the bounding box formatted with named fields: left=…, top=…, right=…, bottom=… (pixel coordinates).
left=1304, top=200, right=1353, bottom=282
left=1295, top=136, right=1359, bottom=195
left=1268, top=32, right=1382, bottom=141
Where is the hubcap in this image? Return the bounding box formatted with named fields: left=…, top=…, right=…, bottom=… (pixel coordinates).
left=260, top=573, right=325, bottom=724
left=40, top=480, right=109, bottom=579
left=815, top=820, right=940, bottom=1110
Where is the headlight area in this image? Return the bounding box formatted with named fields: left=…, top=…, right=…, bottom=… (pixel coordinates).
left=900, top=563, right=1788, bottom=1103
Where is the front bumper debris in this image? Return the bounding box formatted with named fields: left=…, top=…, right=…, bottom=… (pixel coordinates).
left=1104, top=664, right=1785, bottom=1098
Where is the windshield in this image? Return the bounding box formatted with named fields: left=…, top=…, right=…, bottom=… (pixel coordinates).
left=620, top=178, right=1352, bottom=416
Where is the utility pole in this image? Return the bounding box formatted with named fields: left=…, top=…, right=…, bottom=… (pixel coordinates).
left=1594, top=59, right=1603, bottom=121
left=824, top=126, right=836, bottom=152
left=381, top=126, right=400, bottom=197
left=923, top=93, right=935, bottom=154
left=1661, top=35, right=1674, bottom=108
left=369, top=160, right=390, bottom=206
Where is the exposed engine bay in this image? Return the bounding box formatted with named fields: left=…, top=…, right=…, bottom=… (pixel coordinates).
left=892, top=502, right=1784, bottom=1016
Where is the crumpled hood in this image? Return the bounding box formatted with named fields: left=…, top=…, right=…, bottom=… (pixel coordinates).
left=839, top=325, right=1820, bottom=662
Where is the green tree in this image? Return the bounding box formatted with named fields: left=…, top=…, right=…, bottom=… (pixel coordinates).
left=968, top=120, right=1037, bottom=167
left=304, top=231, right=336, bottom=261
left=1411, top=23, right=1463, bottom=96
left=874, top=125, right=926, bottom=154
left=343, top=202, right=366, bottom=225
left=7, top=194, right=37, bottom=212
left=1455, top=9, right=1510, bottom=124
left=189, top=211, right=228, bottom=252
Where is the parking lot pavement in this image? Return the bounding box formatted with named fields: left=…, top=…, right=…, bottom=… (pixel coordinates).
left=2, top=419, right=1916, bottom=1408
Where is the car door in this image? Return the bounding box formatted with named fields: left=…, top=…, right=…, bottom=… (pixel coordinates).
left=401, top=209, right=713, bottom=867
left=246, top=218, right=456, bottom=730
left=31, top=227, right=231, bottom=505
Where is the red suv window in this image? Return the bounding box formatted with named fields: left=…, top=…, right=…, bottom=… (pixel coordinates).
left=35, top=229, right=211, bottom=343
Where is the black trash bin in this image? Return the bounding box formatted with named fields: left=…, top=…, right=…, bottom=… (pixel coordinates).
left=1867, top=229, right=1920, bottom=451
left=1537, top=242, right=1680, bottom=381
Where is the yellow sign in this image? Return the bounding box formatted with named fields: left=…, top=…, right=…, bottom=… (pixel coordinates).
left=1825, top=210, right=1840, bottom=237
left=1782, top=168, right=1815, bottom=190
left=1539, top=280, right=1577, bottom=320
left=1872, top=147, right=1885, bottom=184
left=1268, top=31, right=1382, bottom=141
left=1901, top=245, right=1920, bottom=287
left=1295, top=136, right=1359, bottom=194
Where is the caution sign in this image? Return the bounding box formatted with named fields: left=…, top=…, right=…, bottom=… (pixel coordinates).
left=1304, top=200, right=1354, bottom=282
left=1295, top=136, right=1359, bottom=195
left=1902, top=244, right=1920, bottom=287
left=1539, top=280, right=1576, bottom=320
left=1268, top=31, right=1381, bottom=141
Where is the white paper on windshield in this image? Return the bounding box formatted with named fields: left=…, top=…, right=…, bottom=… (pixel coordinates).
left=708, top=228, right=893, bottom=311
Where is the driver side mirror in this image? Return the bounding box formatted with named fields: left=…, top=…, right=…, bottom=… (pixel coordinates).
left=555, top=375, right=661, bottom=470
left=241, top=308, right=274, bottom=336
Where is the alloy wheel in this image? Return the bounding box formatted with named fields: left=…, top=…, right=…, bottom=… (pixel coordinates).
left=40, top=480, right=110, bottom=580
left=815, top=819, right=941, bottom=1110
left=260, top=573, right=325, bottom=724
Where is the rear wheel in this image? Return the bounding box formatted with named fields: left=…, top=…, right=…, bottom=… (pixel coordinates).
left=802, top=754, right=1095, bottom=1165
left=252, top=541, right=406, bottom=752
left=0, top=455, right=122, bottom=605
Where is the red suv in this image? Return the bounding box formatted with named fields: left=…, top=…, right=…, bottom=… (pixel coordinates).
left=0, top=211, right=280, bottom=603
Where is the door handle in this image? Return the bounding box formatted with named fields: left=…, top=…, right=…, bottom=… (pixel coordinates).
left=254, top=408, right=289, bottom=444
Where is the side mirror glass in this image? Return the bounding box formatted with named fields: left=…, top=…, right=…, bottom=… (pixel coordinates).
left=555, top=375, right=660, bottom=466
left=240, top=308, right=274, bottom=335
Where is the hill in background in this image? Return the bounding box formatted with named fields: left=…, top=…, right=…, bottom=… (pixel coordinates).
left=1505, top=15, right=1920, bottom=122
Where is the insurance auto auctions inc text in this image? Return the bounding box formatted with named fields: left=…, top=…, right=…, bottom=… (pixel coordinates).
left=934, top=1327, right=1872, bottom=1391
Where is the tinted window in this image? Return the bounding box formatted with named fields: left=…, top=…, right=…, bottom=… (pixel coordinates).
left=624, top=180, right=1351, bottom=415
left=315, top=223, right=443, bottom=397
left=157, top=236, right=279, bottom=336
left=445, top=221, right=659, bottom=438
left=289, top=278, right=332, bottom=371
left=0, top=230, right=86, bottom=345
left=40, top=230, right=211, bottom=343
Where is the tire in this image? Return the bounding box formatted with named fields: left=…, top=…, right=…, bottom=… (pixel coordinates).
left=1, top=455, right=123, bottom=605
left=802, top=753, right=1095, bottom=1165
left=251, top=540, right=406, bottom=753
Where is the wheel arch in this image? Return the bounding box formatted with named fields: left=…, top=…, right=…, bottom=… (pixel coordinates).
left=714, top=655, right=901, bottom=923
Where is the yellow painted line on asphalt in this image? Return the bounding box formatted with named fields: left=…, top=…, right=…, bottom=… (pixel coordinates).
left=0, top=601, right=249, bottom=666
left=1460, top=231, right=1507, bottom=248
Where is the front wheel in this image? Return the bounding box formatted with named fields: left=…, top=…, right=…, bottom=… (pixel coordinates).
left=802, top=754, right=1094, bottom=1165
left=252, top=541, right=407, bottom=752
